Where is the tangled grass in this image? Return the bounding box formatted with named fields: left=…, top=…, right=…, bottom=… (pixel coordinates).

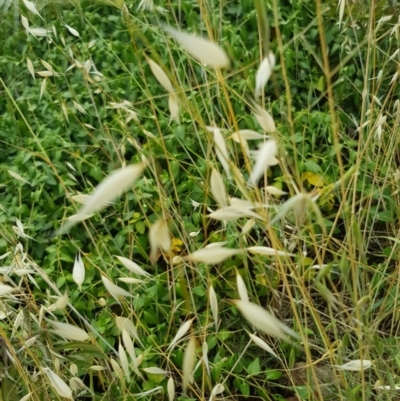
left=0, top=1, right=400, bottom=400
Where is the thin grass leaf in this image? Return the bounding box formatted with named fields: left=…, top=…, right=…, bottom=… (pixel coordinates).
left=102, top=276, right=133, bottom=304
left=55, top=163, right=144, bottom=236
left=134, top=386, right=163, bottom=399
left=184, top=246, right=242, bottom=264
left=115, top=255, right=150, bottom=277
left=73, top=252, right=85, bottom=290
left=255, top=52, right=275, bottom=98
left=333, top=360, right=372, bottom=371
left=147, top=57, right=174, bottom=93
left=167, top=318, right=193, bottom=351
left=247, top=331, right=278, bottom=358
left=167, top=377, right=175, bottom=401
left=255, top=0, right=270, bottom=55
left=209, top=284, right=219, bottom=332
left=43, top=368, right=73, bottom=399
left=236, top=271, right=249, bottom=302
left=248, top=139, right=277, bottom=186
left=163, top=26, right=230, bottom=69
left=210, top=168, right=228, bottom=208
left=48, top=320, right=89, bottom=342
left=182, top=336, right=196, bottom=394
left=0, top=0, right=12, bottom=11
left=233, top=300, right=298, bottom=341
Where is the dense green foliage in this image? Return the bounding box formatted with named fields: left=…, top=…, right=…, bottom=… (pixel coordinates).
left=0, top=0, right=400, bottom=400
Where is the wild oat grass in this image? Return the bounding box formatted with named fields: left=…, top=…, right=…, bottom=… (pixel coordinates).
left=0, top=1, right=399, bottom=401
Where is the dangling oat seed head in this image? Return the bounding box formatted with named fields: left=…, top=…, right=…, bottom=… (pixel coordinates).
left=149, top=218, right=171, bottom=263
left=248, top=139, right=278, bottom=186
left=55, top=163, right=144, bottom=236
left=163, top=26, right=230, bottom=69
left=147, top=57, right=174, bottom=93
left=247, top=331, right=279, bottom=358
left=101, top=276, right=133, bottom=303
left=43, top=368, right=73, bottom=399
left=209, top=127, right=231, bottom=178
left=233, top=300, right=298, bottom=341
left=47, top=320, right=89, bottom=342
left=253, top=103, right=276, bottom=133
left=236, top=271, right=249, bottom=302
left=167, top=318, right=193, bottom=351
left=333, top=359, right=372, bottom=371
left=115, top=255, right=150, bottom=277
left=184, top=246, right=242, bottom=264
left=255, top=52, right=276, bottom=98
left=209, top=284, right=219, bottom=332
left=182, top=336, right=196, bottom=394
left=210, top=168, right=228, bottom=208
left=72, top=252, right=85, bottom=290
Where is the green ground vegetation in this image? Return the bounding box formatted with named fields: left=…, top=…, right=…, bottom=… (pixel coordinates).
left=0, top=0, right=400, bottom=400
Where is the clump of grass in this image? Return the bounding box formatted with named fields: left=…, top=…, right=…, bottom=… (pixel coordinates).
left=0, top=0, right=399, bottom=400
